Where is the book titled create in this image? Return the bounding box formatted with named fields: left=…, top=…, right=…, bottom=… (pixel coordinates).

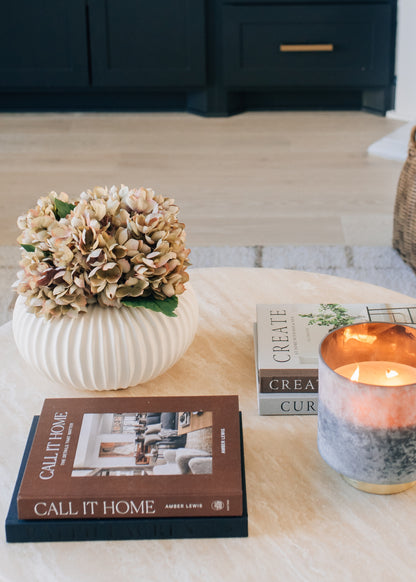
left=255, top=302, right=416, bottom=416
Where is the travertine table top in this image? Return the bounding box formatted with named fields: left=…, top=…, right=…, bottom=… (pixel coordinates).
left=1, top=268, right=416, bottom=582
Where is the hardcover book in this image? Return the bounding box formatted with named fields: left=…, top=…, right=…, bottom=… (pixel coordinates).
left=16, top=395, right=243, bottom=521
left=255, top=303, right=416, bottom=415
left=6, top=413, right=248, bottom=542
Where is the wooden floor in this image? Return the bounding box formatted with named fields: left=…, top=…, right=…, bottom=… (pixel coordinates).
left=0, top=111, right=406, bottom=247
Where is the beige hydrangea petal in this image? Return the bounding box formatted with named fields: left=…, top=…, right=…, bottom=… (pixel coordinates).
left=14, top=184, right=190, bottom=318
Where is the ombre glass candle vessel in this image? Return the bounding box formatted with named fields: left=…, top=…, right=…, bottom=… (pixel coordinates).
left=318, top=322, right=416, bottom=494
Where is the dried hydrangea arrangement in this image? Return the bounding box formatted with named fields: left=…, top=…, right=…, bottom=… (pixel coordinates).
left=14, top=185, right=190, bottom=319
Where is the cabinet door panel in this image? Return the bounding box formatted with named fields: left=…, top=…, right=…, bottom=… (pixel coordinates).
left=222, top=4, right=393, bottom=88
left=89, top=0, right=206, bottom=87
left=0, top=0, right=88, bottom=88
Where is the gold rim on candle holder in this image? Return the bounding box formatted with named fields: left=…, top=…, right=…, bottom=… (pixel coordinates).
left=342, top=475, right=416, bottom=494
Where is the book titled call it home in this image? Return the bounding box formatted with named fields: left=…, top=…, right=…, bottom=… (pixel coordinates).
left=16, top=395, right=243, bottom=521
left=255, top=303, right=416, bottom=416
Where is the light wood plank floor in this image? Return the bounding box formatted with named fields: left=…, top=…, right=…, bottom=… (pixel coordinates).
left=0, top=111, right=406, bottom=247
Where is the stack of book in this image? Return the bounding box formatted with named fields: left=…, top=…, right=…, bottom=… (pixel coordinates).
left=6, top=395, right=248, bottom=543
left=255, top=303, right=416, bottom=415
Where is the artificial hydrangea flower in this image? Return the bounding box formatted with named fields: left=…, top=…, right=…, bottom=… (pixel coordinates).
left=14, top=186, right=190, bottom=318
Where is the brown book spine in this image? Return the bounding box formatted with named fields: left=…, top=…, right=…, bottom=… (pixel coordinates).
left=259, top=370, right=318, bottom=394
left=17, top=493, right=243, bottom=521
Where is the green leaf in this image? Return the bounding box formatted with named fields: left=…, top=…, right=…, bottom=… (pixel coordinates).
left=21, top=244, right=36, bottom=252
left=121, top=295, right=178, bottom=317
left=54, top=198, right=76, bottom=219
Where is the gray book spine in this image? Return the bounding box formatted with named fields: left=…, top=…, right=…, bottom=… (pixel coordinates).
left=258, top=394, right=318, bottom=416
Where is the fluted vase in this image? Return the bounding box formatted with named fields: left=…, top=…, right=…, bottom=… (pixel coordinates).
left=12, top=286, right=199, bottom=391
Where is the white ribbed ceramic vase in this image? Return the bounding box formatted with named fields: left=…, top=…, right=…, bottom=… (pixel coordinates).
left=12, top=286, right=199, bottom=391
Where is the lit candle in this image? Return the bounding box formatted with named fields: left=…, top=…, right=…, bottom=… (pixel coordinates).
left=335, top=361, right=416, bottom=387
left=317, top=322, right=416, bottom=493
left=332, top=360, right=416, bottom=428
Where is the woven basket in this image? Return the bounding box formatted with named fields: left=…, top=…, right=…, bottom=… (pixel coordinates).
left=393, top=125, right=416, bottom=272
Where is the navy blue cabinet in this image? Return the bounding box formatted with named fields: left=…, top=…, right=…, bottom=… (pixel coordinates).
left=222, top=4, right=393, bottom=89
left=0, top=0, right=88, bottom=88
left=0, top=0, right=396, bottom=115
left=88, top=0, right=205, bottom=88
left=0, top=0, right=205, bottom=90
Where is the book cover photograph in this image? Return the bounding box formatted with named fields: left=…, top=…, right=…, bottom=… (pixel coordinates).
left=255, top=303, right=416, bottom=415
left=16, top=395, right=243, bottom=521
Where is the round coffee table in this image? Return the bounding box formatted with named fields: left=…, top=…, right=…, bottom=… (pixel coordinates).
left=1, top=268, right=415, bottom=581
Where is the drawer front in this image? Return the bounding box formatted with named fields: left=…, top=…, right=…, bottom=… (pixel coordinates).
left=222, top=4, right=393, bottom=88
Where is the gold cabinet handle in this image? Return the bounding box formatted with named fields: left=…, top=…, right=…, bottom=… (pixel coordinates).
left=280, top=44, right=334, bottom=52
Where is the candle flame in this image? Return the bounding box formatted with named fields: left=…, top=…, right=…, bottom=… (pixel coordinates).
left=350, top=365, right=400, bottom=382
